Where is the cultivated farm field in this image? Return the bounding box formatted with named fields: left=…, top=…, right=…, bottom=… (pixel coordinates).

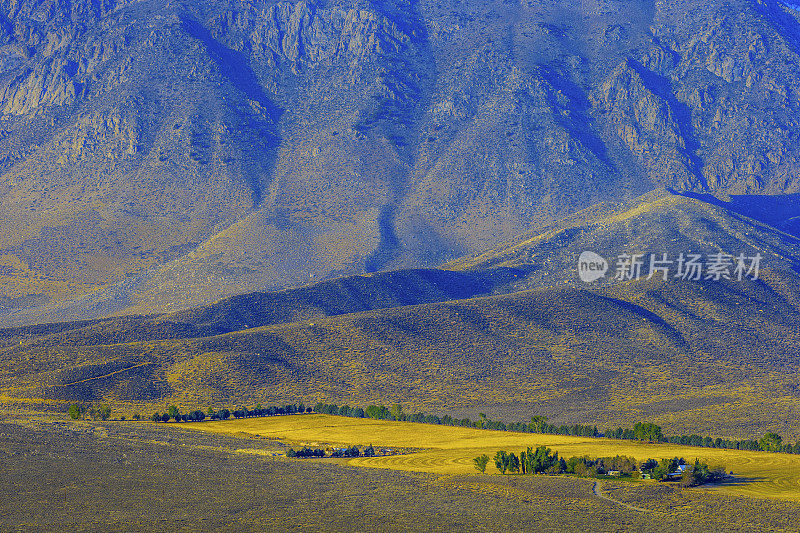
left=190, top=414, right=800, bottom=502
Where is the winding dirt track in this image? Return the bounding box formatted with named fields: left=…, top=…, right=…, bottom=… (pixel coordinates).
left=60, top=362, right=155, bottom=386
left=592, top=480, right=653, bottom=513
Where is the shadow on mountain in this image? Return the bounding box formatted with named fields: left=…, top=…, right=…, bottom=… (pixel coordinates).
left=0, top=267, right=527, bottom=346
left=365, top=205, right=401, bottom=273
left=672, top=190, right=800, bottom=238
left=180, top=15, right=282, bottom=208
left=180, top=16, right=282, bottom=122
left=592, top=293, right=691, bottom=352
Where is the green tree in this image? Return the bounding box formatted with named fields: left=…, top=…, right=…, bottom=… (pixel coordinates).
left=68, top=403, right=83, bottom=420
left=365, top=405, right=390, bottom=420
left=545, top=462, right=562, bottom=474
left=530, top=416, right=548, bottom=433
left=681, top=459, right=706, bottom=487
left=98, top=404, right=111, bottom=421
left=494, top=451, right=510, bottom=474
left=573, top=461, right=590, bottom=477
left=525, top=446, right=558, bottom=474
left=473, top=454, right=490, bottom=474
left=633, top=422, right=663, bottom=442
left=651, top=458, right=679, bottom=480
left=760, top=433, right=782, bottom=452
left=390, top=404, right=404, bottom=421
left=167, top=405, right=180, bottom=421
left=508, top=452, right=520, bottom=474
left=640, top=458, right=658, bottom=472
left=606, top=455, right=638, bottom=474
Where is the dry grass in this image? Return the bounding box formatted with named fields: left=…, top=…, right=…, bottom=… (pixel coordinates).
left=2, top=196, right=800, bottom=440
left=3, top=417, right=800, bottom=532
left=190, top=414, right=800, bottom=502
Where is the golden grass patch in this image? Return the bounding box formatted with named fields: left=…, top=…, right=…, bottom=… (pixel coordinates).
left=189, top=414, right=800, bottom=502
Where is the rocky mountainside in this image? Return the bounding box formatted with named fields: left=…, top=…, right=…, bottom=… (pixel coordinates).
left=1, top=0, right=800, bottom=324
left=7, top=187, right=796, bottom=339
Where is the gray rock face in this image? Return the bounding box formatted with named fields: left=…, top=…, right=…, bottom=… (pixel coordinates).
left=0, top=0, right=799, bottom=324
left=594, top=59, right=700, bottom=191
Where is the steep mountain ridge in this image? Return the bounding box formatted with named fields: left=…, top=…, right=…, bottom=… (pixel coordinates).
left=446, top=189, right=800, bottom=290
left=1, top=0, right=800, bottom=324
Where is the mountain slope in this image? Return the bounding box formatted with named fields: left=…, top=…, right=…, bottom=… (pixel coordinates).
left=446, top=189, right=800, bottom=291
left=2, top=276, right=799, bottom=438
left=2, top=0, right=800, bottom=324
left=0, top=266, right=522, bottom=345
left=1, top=191, right=800, bottom=438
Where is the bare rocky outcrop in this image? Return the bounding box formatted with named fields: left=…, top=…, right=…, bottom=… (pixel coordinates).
left=594, top=59, right=700, bottom=191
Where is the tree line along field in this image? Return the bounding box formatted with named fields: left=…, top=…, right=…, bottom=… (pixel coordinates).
left=185, top=414, right=800, bottom=503
left=2, top=416, right=800, bottom=532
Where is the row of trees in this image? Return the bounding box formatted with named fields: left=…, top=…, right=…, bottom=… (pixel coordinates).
left=314, top=402, right=474, bottom=426
left=232, top=404, right=311, bottom=418
left=151, top=407, right=209, bottom=423
left=287, top=445, right=376, bottom=458
left=68, top=403, right=113, bottom=421
left=475, top=449, right=725, bottom=486
left=68, top=401, right=315, bottom=423
left=312, top=403, right=598, bottom=437
left=609, top=423, right=800, bottom=454
left=474, top=447, right=567, bottom=475
left=149, top=403, right=313, bottom=423
left=287, top=447, right=325, bottom=458
left=605, top=421, right=663, bottom=441
left=566, top=455, right=639, bottom=477
left=477, top=448, right=639, bottom=477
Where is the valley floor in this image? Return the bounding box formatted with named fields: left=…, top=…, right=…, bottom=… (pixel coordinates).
left=191, top=414, right=800, bottom=503
left=1, top=415, right=800, bottom=532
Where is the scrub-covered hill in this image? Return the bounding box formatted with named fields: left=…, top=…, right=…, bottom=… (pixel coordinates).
left=1, top=191, right=799, bottom=439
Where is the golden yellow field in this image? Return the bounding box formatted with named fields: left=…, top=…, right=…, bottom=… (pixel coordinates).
left=190, top=414, right=800, bottom=502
